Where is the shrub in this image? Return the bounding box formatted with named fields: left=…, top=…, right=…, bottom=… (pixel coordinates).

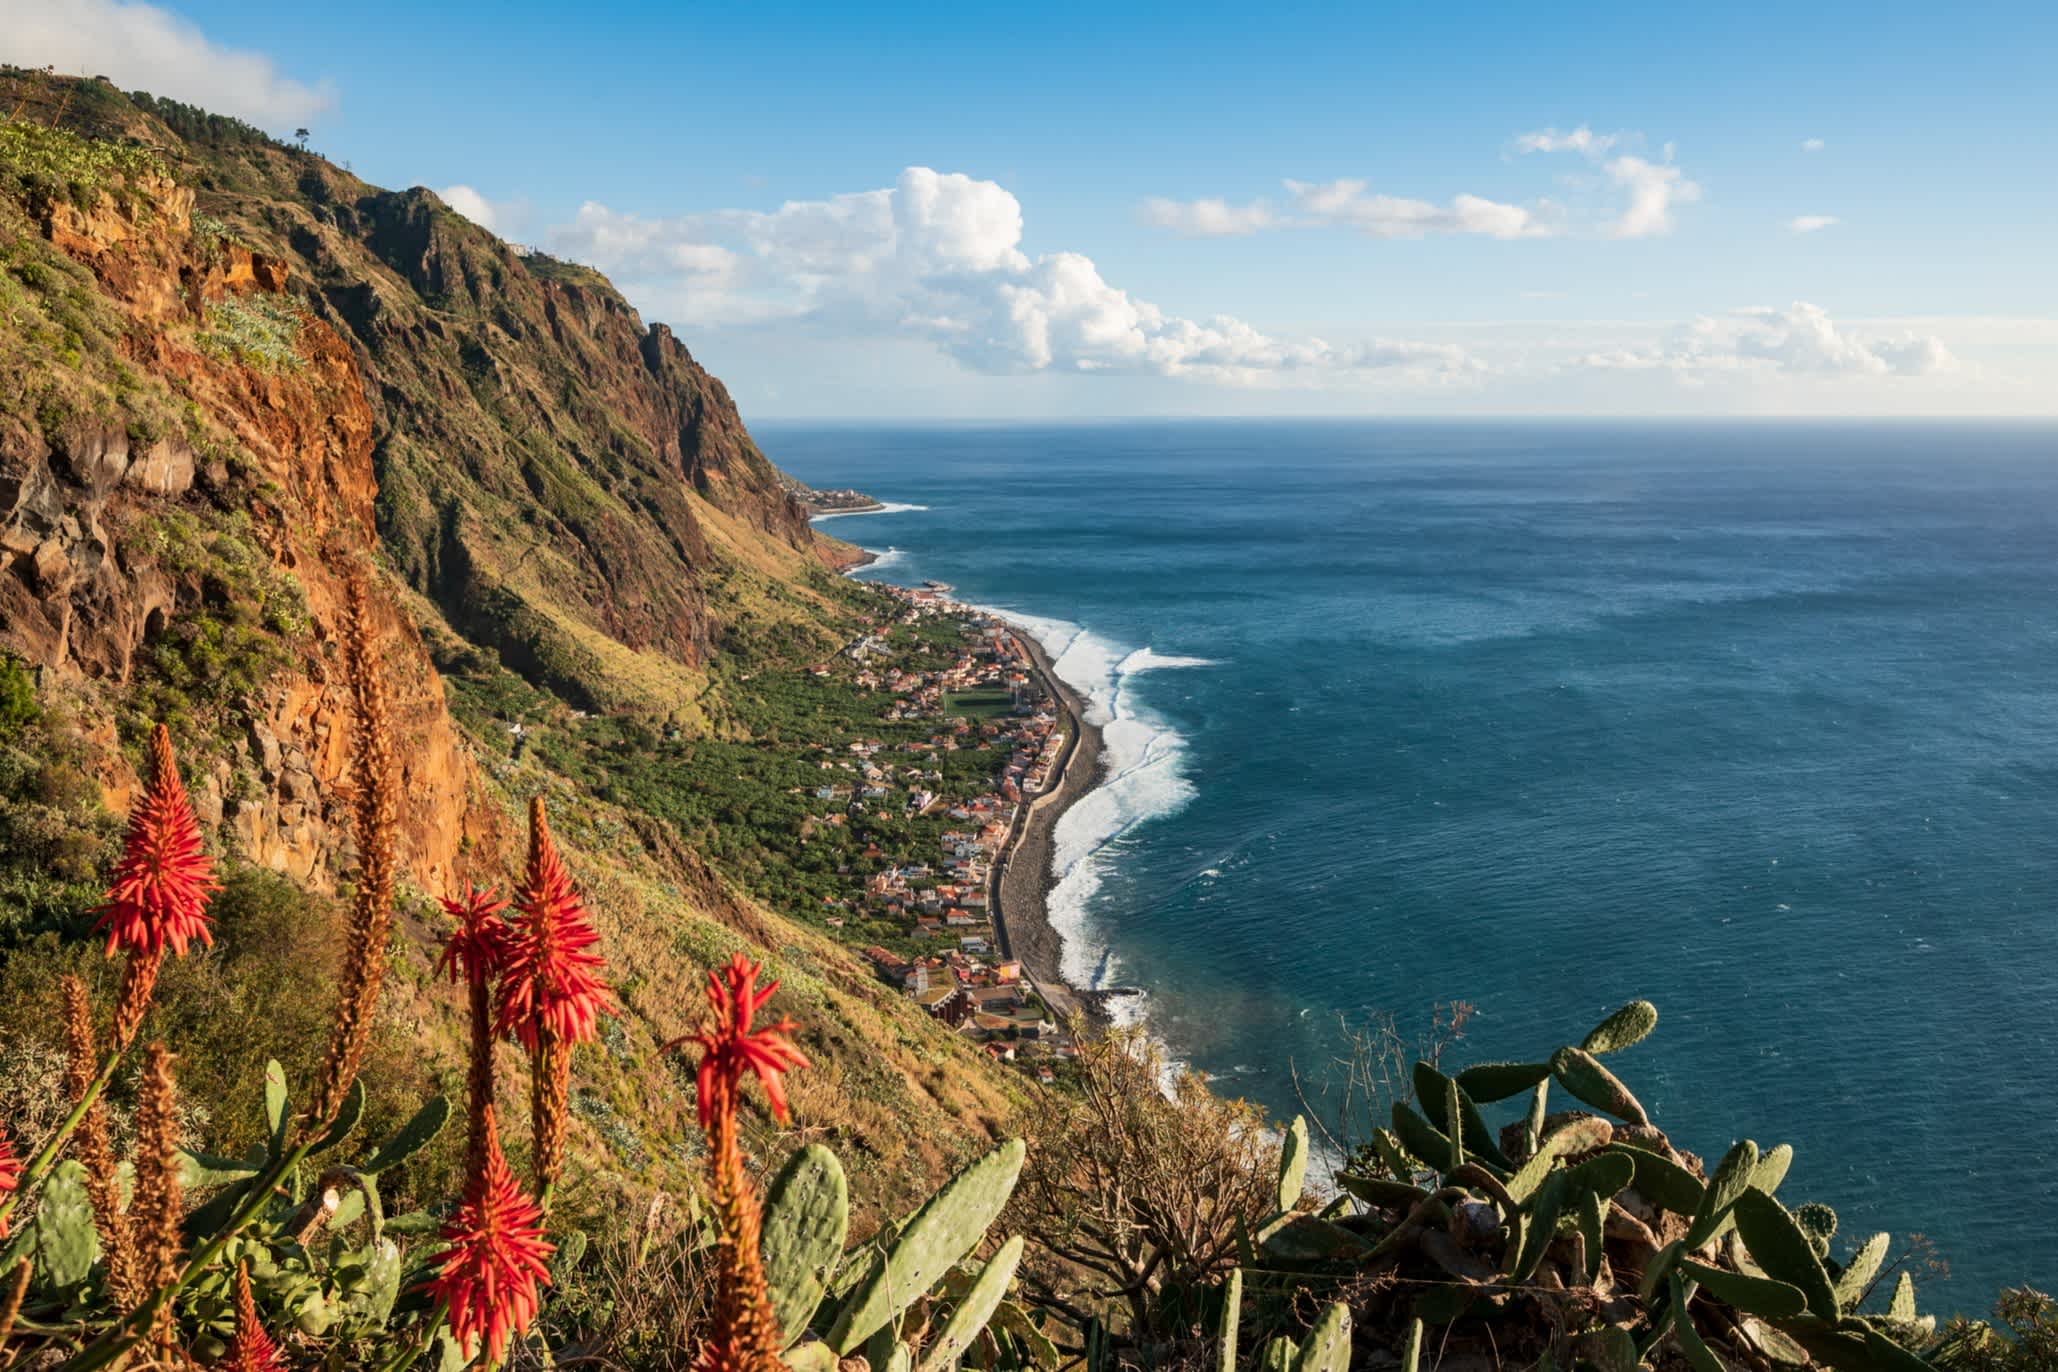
left=195, top=293, right=305, bottom=371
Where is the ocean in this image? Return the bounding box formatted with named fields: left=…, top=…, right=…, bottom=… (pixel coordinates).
left=771, top=419, right=2058, bottom=1309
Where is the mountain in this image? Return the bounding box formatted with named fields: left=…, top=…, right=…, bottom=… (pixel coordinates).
left=0, top=70, right=1012, bottom=1219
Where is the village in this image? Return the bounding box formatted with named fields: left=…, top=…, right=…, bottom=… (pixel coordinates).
left=797, top=582, right=1076, bottom=1083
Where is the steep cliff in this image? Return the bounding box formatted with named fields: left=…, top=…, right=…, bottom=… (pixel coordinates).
left=0, top=75, right=1020, bottom=1219
left=0, top=107, right=476, bottom=893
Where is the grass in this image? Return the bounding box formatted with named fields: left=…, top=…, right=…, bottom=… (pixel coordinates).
left=942, top=688, right=1017, bottom=721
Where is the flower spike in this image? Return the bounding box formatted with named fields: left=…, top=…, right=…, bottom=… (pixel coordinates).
left=438, top=882, right=512, bottom=985
left=227, top=1261, right=286, bottom=1372
left=675, top=953, right=811, bottom=1127
left=94, top=724, right=218, bottom=959
left=425, top=1107, right=554, bottom=1365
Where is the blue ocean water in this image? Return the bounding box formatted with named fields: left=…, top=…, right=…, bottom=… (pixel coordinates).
left=770, top=419, right=2058, bottom=1309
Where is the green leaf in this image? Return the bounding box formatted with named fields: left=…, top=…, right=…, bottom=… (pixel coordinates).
left=919, top=1235, right=1024, bottom=1372
left=1399, top=1318, right=1425, bottom=1372
left=1277, top=1116, right=1310, bottom=1210
left=785, top=1343, right=839, bottom=1372
left=1684, top=1139, right=1759, bottom=1248
left=1835, top=1232, right=1892, bottom=1312
left=1507, top=1116, right=1612, bottom=1203
left=1604, top=1142, right=1705, bottom=1216
left=1668, top=1274, right=1728, bottom=1372
left=359, top=1095, right=451, bottom=1176
left=1750, top=1143, right=1795, bottom=1198
left=762, top=1144, right=850, bottom=1349
left=1215, top=1268, right=1242, bottom=1372
left=32, top=1160, right=99, bottom=1291
left=309, top=1078, right=367, bottom=1157
left=1291, top=1301, right=1351, bottom=1372
left=1390, top=1102, right=1455, bottom=1175
left=1454, top=1060, right=1552, bottom=1103
left=827, top=1139, right=1026, bottom=1354
left=1548, top=1046, right=1649, bottom=1126
left=177, top=1149, right=261, bottom=1191
left=263, top=1059, right=289, bottom=1159
left=1677, top=1257, right=1810, bottom=1318
left=1889, top=1272, right=1917, bottom=1322
left=1580, top=1000, right=1659, bottom=1055
left=993, top=1301, right=1060, bottom=1370
left=1732, top=1189, right=1840, bottom=1321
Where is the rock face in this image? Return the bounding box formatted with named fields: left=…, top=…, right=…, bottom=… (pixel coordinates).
left=0, top=112, right=476, bottom=893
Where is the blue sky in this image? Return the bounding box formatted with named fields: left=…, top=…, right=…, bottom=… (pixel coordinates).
left=8, top=0, right=2056, bottom=416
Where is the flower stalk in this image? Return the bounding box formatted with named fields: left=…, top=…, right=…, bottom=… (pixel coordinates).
left=496, top=796, right=613, bottom=1202
left=308, top=568, right=399, bottom=1132
left=666, top=953, right=810, bottom=1372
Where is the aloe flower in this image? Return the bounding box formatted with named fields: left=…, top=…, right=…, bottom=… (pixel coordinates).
left=0, top=1124, right=19, bottom=1238
left=438, top=882, right=512, bottom=986
left=494, top=801, right=613, bottom=1051
left=667, top=953, right=810, bottom=1372
left=227, top=1262, right=286, bottom=1372
left=426, top=1107, right=554, bottom=1366
left=681, top=954, right=811, bottom=1127
left=94, top=724, right=219, bottom=959
left=496, top=799, right=613, bottom=1193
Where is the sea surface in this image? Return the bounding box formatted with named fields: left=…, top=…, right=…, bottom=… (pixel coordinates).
left=771, top=419, right=2058, bottom=1308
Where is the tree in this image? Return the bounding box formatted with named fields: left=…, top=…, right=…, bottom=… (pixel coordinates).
left=1006, top=1023, right=1278, bottom=1348
left=293, top=127, right=309, bottom=149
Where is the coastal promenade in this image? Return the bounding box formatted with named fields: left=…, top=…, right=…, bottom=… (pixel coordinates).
left=990, top=624, right=1105, bottom=1027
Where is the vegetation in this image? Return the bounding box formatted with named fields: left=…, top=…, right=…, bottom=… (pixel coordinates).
left=196, top=293, right=306, bottom=371
left=0, top=118, right=166, bottom=211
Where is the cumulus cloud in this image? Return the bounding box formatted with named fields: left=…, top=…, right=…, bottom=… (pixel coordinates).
left=548, top=167, right=1477, bottom=386
left=1801, top=138, right=1826, bottom=152
left=1788, top=214, right=1840, bottom=233
left=1603, top=155, right=1701, bottom=238
left=1283, top=179, right=1548, bottom=239
left=0, top=0, right=334, bottom=126
left=436, top=185, right=534, bottom=237
left=1140, top=196, right=1277, bottom=237
left=1512, top=125, right=1618, bottom=157
left=1580, top=302, right=1956, bottom=378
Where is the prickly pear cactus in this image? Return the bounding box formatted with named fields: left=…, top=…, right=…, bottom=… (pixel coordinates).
left=762, top=1143, right=850, bottom=1349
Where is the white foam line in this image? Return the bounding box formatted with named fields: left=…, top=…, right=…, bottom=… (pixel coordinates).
left=968, top=604, right=1210, bottom=994
left=810, top=501, right=931, bottom=521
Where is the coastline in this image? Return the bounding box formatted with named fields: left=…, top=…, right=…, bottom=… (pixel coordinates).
left=814, top=512, right=1115, bottom=1030
left=992, top=622, right=1114, bottom=1028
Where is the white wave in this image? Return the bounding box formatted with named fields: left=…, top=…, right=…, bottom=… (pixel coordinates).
left=861, top=546, right=907, bottom=570
left=810, top=501, right=930, bottom=521
left=1117, top=648, right=1220, bottom=672
left=970, top=605, right=1202, bottom=994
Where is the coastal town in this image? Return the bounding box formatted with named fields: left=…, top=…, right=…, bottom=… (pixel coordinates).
left=806, top=581, right=1079, bottom=1082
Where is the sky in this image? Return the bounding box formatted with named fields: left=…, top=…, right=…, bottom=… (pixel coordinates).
left=5, top=0, right=2056, bottom=418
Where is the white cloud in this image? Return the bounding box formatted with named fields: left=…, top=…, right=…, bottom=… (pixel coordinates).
left=1140, top=196, right=1277, bottom=237
left=1801, top=138, right=1826, bottom=152
left=1601, top=155, right=1701, bottom=238
left=0, top=0, right=334, bottom=126
left=436, top=184, right=533, bottom=237
left=1580, top=302, right=1956, bottom=378
left=1284, top=179, right=1548, bottom=239
left=549, top=167, right=1478, bottom=386
left=1512, top=125, right=1618, bottom=157
left=1788, top=214, right=1840, bottom=233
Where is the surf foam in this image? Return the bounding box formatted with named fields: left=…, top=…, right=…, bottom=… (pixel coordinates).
left=974, top=607, right=1208, bottom=994
left=810, top=501, right=931, bottom=520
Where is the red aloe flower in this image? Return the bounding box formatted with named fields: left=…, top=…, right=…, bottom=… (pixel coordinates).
left=94, top=725, right=219, bottom=958
left=426, top=1106, right=554, bottom=1365
left=494, top=804, right=614, bottom=1051
left=0, top=1123, right=20, bottom=1238
left=676, top=954, right=811, bottom=1127
left=228, top=1261, right=286, bottom=1372
left=438, top=882, right=512, bottom=985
